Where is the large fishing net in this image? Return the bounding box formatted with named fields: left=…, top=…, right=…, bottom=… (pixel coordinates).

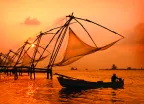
left=54, top=27, right=121, bottom=66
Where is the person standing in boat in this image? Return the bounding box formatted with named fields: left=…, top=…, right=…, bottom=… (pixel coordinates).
left=111, top=74, right=118, bottom=83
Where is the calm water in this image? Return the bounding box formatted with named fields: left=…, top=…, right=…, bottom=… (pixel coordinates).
left=0, top=70, right=144, bottom=104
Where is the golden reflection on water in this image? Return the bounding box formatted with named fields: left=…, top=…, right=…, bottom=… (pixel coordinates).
left=0, top=70, right=144, bottom=104
left=26, top=83, right=34, bottom=96
left=25, top=82, right=36, bottom=103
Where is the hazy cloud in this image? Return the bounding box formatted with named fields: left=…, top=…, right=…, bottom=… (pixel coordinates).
left=53, top=16, right=65, bottom=26
left=133, top=23, right=144, bottom=44
left=22, top=17, right=40, bottom=26
left=123, top=22, right=144, bottom=45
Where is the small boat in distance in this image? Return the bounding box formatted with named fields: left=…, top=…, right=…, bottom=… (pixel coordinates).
left=55, top=73, right=124, bottom=89
left=71, top=67, right=78, bottom=70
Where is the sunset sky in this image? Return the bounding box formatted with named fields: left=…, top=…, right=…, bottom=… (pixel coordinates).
left=0, top=0, right=144, bottom=69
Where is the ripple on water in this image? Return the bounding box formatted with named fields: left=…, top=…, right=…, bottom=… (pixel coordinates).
left=0, top=70, right=144, bottom=104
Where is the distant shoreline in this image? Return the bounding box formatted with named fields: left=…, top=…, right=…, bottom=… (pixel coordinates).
left=99, top=69, right=144, bottom=70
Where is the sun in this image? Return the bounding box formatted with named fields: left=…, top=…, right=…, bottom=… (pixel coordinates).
left=31, top=44, right=35, bottom=47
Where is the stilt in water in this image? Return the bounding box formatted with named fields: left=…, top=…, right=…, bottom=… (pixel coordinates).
left=10, top=70, right=12, bottom=76
left=31, top=63, right=35, bottom=80
left=47, top=65, right=52, bottom=79
left=19, top=68, right=21, bottom=76
left=47, top=69, right=52, bottom=79
left=6, top=68, right=9, bottom=76
left=30, top=68, right=32, bottom=79
left=46, top=70, right=49, bottom=79
left=0, top=69, right=2, bottom=79
left=28, top=68, right=30, bottom=75
left=21, top=69, right=22, bottom=76
left=14, top=73, right=18, bottom=80
left=19, top=68, right=22, bottom=76
left=50, top=69, right=52, bottom=79
left=14, top=67, right=18, bottom=80
left=33, top=68, right=35, bottom=80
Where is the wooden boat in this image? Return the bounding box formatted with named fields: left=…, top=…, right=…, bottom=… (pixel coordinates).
left=55, top=73, right=124, bottom=89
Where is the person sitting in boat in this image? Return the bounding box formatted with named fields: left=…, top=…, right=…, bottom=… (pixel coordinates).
left=111, top=74, right=118, bottom=83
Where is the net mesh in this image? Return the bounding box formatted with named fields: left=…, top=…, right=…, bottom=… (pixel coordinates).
left=21, top=51, right=32, bottom=66
left=21, top=51, right=49, bottom=66
left=0, top=53, right=14, bottom=66
left=54, top=27, right=120, bottom=66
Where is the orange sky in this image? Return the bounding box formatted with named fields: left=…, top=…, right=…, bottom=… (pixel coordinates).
left=0, top=0, right=144, bottom=69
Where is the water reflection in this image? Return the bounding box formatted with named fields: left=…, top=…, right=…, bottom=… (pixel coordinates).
left=26, top=83, right=34, bottom=97
left=59, top=88, right=86, bottom=98
left=58, top=87, right=126, bottom=104
left=58, top=88, right=88, bottom=103
left=0, top=70, right=144, bottom=104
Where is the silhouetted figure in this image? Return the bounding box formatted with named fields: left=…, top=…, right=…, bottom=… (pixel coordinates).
left=111, top=74, right=118, bottom=83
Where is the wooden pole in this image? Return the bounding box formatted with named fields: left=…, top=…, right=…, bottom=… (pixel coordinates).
left=34, top=21, right=77, bottom=67
left=48, top=19, right=71, bottom=67
left=18, top=68, right=21, bottom=76
left=47, top=69, right=49, bottom=79
left=21, top=68, right=22, bottom=76
left=30, top=33, right=43, bottom=80
left=33, top=67, right=35, bottom=80
left=10, top=70, right=12, bottom=76
left=28, top=70, right=29, bottom=75
left=74, top=18, right=97, bottom=47
left=47, top=27, right=66, bottom=79
left=30, top=68, right=32, bottom=79
left=47, top=14, right=73, bottom=79
left=6, top=67, right=8, bottom=76
left=50, top=14, right=73, bottom=66
left=67, top=16, right=124, bottom=38
left=13, top=41, right=28, bottom=80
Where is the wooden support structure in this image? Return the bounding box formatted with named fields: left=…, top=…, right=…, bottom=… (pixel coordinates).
left=10, top=70, right=12, bottom=76
left=30, top=32, right=44, bottom=80
left=6, top=68, right=8, bottom=76
left=28, top=67, right=32, bottom=79
left=46, top=13, right=74, bottom=79
left=33, top=67, right=35, bottom=80
left=13, top=41, right=28, bottom=80
left=46, top=70, right=49, bottom=79
left=0, top=13, right=124, bottom=81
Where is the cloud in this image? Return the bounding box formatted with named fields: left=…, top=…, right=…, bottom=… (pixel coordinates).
left=129, top=23, right=144, bottom=62
left=22, top=17, right=40, bottom=26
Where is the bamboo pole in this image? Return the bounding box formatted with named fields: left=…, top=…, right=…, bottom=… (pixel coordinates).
left=34, top=21, right=76, bottom=67
left=47, top=24, right=68, bottom=79
left=31, top=32, right=44, bottom=80
left=13, top=41, right=28, bottom=80
left=74, top=18, right=97, bottom=47
left=48, top=16, right=73, bottom=67
left=67, top=16, right=124, bottom=38
left=47, top=13, right=73, bottom=79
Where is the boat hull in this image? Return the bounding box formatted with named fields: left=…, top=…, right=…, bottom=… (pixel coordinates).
left=57, top=77, right=124, bottom=89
